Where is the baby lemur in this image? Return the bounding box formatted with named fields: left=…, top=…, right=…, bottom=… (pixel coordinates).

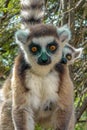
left=0, top=0, right=82, bottom=130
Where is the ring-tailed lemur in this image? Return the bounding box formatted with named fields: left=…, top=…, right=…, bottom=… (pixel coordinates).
left=61, top=44, right=83, bottom=65
left=0, top=0, right=82, bottom=130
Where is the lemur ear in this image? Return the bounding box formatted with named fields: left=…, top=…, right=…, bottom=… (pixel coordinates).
left=74, top=48, right=83, bottom=59
left=15, top=29, right=30, bottom=45
left=57, top=25, right=71, bottom=44
left=68, top=47, right=83, bottom=65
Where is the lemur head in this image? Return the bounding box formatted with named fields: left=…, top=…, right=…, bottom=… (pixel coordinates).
left=16, top=24, right=71, bottom=76
left=61, top=44, right=83, bottom=65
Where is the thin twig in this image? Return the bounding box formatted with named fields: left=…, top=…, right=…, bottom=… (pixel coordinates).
left=76, top=97, right=87, bottom=123
left=62, top=0, right=85, bottom=15
left=78, top=120, right=87, bottom=123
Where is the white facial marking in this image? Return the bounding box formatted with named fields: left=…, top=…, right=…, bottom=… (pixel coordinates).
left=24, top=36, right=63, bottom=76
left=32, top=36, right=55, bottom=57
left=63, top=47, right=72, bottom=57
left=32, top=36, right=55, bottom=47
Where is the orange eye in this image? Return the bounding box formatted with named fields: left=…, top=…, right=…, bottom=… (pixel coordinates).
left=66, top=54, right=72, bottom=60
left=31, top=47, right=37, bottom=52
left=49, top=45, right=56, bottom=51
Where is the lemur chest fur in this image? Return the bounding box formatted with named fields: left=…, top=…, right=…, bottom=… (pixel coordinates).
left=25, top=70, right=59, bottom=111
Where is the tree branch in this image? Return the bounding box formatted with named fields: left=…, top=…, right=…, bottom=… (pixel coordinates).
left=75, top=0, right=86, bottom=10
left=76, top=97, right=87, bottom=123
left=78, top=120, right=87, bottom=123
left=62, top=0, right=85, bottom=15
left=4, top=0, right=10, bottom=8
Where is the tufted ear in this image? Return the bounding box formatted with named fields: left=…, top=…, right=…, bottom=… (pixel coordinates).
left=15, top=29, right=30, bottom=45
left=74, top=48, right=83, bottom=60
left=57, top=25, right=71, bottom=45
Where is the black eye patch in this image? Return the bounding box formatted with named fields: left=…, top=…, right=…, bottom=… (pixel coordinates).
left=66, top=53, right=72, bottom=60
left=46, top=41, right=58, bottom=54
left=29, top=42, right=41, bottom=55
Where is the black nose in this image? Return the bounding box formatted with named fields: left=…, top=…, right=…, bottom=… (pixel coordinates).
left=38, top=57, right=51, bottom=65
left=42, top=58, right=48, bottom=63
left=37, top=53, right=51, bottom=65
left=60, top=57, right=67, bottom=64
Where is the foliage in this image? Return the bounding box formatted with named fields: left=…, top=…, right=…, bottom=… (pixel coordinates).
left=0, top=0, right=20, bottom=79
left=0, top=0, right=87, bottom=129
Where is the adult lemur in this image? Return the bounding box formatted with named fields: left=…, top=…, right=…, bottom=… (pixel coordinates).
left=0, top=0, right=82, bottom=130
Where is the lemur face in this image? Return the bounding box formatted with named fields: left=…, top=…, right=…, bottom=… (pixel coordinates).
left=61, top=44, right=83, bottom=65
left=16, top=24, right=71, bottom=75
left=29, top=37, right=59, bottom=66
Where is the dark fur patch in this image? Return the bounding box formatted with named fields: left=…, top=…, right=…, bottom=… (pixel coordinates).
left=15, top=53, right=31, bottom=76
left=14, top=53, right=31, bottom=91
left=55, top=63, right=64, bottom=74
left=19, top=57, right=30, bottom=75
left=21, top=18, right=41, bottom=25
left=31, top=2, right=44, bottom=9
left=59, top=58, right=67, bottom=64
left=27, top=24, right=59, bottom=40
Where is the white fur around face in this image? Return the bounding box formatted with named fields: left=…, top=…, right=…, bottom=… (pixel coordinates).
left=25, top=70, right=59, bottom=112
left=22, top=36, right=63, bottom=76
left=63, top=46, right=72, bottom=56
left=16, top=35, right=65, bottom=76
left=32, top=37, right=54, bottom=48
